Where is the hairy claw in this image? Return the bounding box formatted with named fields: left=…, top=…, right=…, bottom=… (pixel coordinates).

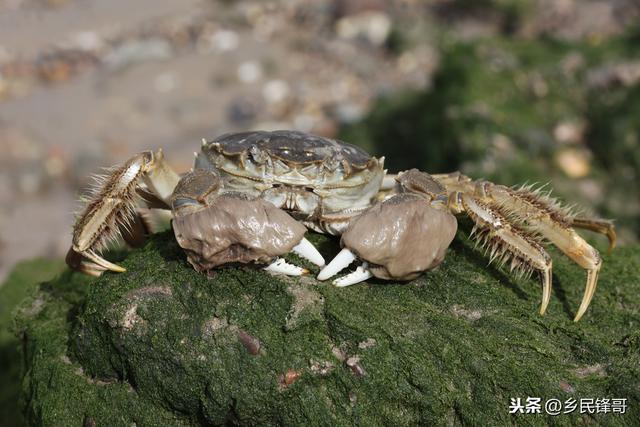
left=66, top=248, right=125, bottom=276
left=571, top=217, right=617, bottom=255
left=574, top=264, right=601, bottom=322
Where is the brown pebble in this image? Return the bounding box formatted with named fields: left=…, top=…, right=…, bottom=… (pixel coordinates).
left=236, top=329, right=261, bottom=355
left=559, top=380, right=575, bottom=393
left=278, top=369, right=301, bottom=389
left=346, top=356, right=366, bottom=377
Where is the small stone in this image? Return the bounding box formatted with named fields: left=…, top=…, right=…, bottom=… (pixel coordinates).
left=237, top=329, right=261, bottom=355
left=331, top=346, right=347, bottom=361
left=559, top=380, right=575, bottom=393
left=237, top=61, right=263, bottom=83
left=208, top=30, right=240, bottom=52
left=72, top=31, right=104, bottom=52
left=573, top=364, right=607, bottom=378
left=357, top=338, right=377, bottom=349
left=310, top=360, right=334, bottom=375
left=262, top=79, right=290, bottom=104
left=332, top=102, right=364, bottom=124
left=555, top=148, right=591, bottom=178
left=120, top=304, right=140, bottom=331
left=104, top=39, right=173, bottom=71
left=553, top=120, right=585, bottom=145
left=346, top=356, right=365, bottom=377
left=451, top=305, right=483, bottom=322
left=336, top=11, right=392, bottom=46
left=278, top=369, right=301, bottom=389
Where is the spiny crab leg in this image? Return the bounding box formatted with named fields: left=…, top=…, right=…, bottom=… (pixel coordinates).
left=69, top=150, right=179, bottom=276
left=317, top=248, right=357, bottom=281
left=451, top=193, right=555, bottom=315
left=482, top=185, right=603, bottom=322
left=291, top=238, right=325, bottom=267
left=264, top=258, right=308, bottom=276
left=334, top=262, right=373, bottom=287
left=571, top=217, right=617, bottom=255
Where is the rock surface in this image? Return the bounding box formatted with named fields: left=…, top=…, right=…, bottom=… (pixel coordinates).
left=7, top=230, right=640, bottom=426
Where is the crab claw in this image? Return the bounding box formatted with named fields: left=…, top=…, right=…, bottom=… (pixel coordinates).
left=264, top=258, right=308, bottom=276
left=317, top=248, right=357, bottom=281
left=318, top=248, right=372, bottom=287
left=320, top=192, right=458, bottom=287
left=291, top=237, right=325, bottom=267
left=333, top=262, right=373, bottom=287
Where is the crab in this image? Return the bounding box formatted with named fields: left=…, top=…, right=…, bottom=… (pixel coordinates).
left=66, top=130, right=616, bottom=321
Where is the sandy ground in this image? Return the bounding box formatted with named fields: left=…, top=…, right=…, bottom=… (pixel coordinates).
left=0, top=0, right=635, bottom=282
left=0, top=0, right=437, bottom=281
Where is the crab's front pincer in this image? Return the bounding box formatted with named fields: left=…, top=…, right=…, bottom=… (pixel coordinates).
left=171, top=170, right=324, bottom=276
left=319, top=192, right=458, bottom=285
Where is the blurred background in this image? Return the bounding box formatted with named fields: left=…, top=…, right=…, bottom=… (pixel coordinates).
left=0, top=0, right=639, bottom=282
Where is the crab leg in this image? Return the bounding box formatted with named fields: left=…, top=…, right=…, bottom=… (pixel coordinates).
left=264, top=258, right=308, bottom=276
left=481, top=184, right=604, bottom=321
left=570, top=217, right=616, bottom=254
left=69, top=150, right=179, bottom=276
left=291, top=238, right=325, bottom=267
left=452, top=192, right=555, bottom=315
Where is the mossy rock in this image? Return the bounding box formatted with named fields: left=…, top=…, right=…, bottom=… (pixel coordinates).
left=10, top=230, right=640, bottom=426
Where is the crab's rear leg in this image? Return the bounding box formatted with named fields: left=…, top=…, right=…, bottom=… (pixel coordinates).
left=570, top=217, right=616, bottom=254
left=480, top=183, right=607, bottom=321
left=449, top=192, right=555, bottom=315
left=67, top=150, right=180, bottom=276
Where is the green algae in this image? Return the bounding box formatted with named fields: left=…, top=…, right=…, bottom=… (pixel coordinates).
left=8, top=229, right=639, bottom=426
left=339, top=33, right=640, bottom=240
left=0, top=259, right=65, bottom=427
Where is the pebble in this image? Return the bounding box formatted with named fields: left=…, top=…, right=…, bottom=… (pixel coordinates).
left=208, top=30, right=240, bottom=52
left=553, top=120, right=585, bottom=145
left=72, top=31, right=104, bottom=52
left=237, top=61, right=263, bottom=83
left=332, top=102, right=365, bottom=124
left=555, top=148, right=591, bottom=178
left=335, top=11, right=392, bottom=46
left=262, top=79, right=290, bottom=104
left=104, top=39, right=173, bottom=71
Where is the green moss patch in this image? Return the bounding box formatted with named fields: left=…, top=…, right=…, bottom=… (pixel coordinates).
left=9, top=230, right=639, bottom=426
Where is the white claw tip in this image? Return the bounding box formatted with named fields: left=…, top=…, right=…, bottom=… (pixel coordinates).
left=292, top=237, right=325, bottom=267
left=317, top=248, right=356, bottom=281
left=264, top=258, right=307, bottom=276
left=333, top=263, right=373, bottom=287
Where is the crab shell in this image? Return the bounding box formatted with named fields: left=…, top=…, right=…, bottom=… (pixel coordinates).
left=194, top=131, right=385, bottom=231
